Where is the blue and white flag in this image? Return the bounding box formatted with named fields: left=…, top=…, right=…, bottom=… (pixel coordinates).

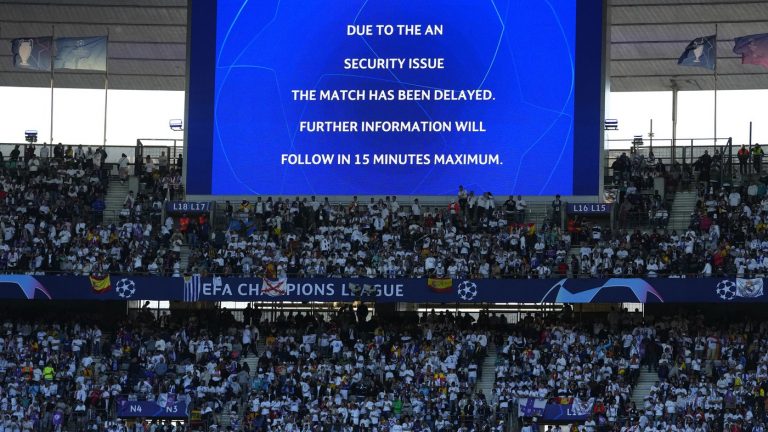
left=54, top=36, right=107, bottom=71
left=11, top=37, right=52, bottom=71
left=183, top=274, right=201, bottom=302
left=517, top=398, right=547, bottom=417
left=736, top=278, right=764, bottom=298
left=678, top=35, right=717, bottom=70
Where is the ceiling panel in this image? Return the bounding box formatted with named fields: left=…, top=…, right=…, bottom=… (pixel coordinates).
left=609, top=0, right=768, bottom=91
left=0, top=0, right=186, bottom=91
left=0, top=0, right=765, bottom=92
left=0, top=3, right=185, bottom=26
left=612, top=3, right=768, bottom=25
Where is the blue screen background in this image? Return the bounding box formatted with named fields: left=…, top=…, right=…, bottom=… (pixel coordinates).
left=207, top=0, right=588, bottom=195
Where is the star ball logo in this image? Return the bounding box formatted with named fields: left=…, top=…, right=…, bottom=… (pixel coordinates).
left=115, top=279, right=136, bottom=299
left=457, top=281, right=478, bottom=301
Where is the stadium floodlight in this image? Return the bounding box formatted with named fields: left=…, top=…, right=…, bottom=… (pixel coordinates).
left=169, top=119, right=183, bottom=131
left=24, top=130, right=38, bottom=143
left=604, top=119, right=618, bottom=131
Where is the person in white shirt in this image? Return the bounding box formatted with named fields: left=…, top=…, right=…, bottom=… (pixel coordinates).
left=118, top=154, right=129, bottom=183
left=516, top=195, right=527, bottom=222
left=728, top=190, right=741, bottom=208
left=411, top=199, right=422, bottom=220
left=39, top=143, right=50, bottom=161
left=242, top=327, right=252, bottom=357
left=27, top=155, right=40, bottom=174
left=144, top=155, right=155, bottom=177
left=158, top=151, right=168, bottom=174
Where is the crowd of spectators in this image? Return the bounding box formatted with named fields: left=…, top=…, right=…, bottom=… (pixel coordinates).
left=0, top=303, right=501, bottom=432
left=179, top=191, right=595, bottom=279
left=5, top=303, right=768, bottom=431
left=0, top=307, right=115, bottom=432
left=189, top=190, right=726, bottom=279
left=497, top=309, right=641, bottom=430
left=238, top=307, right=493, bottom=432
left=0, top=142, right=764, bottom=280
left=0, top=144, right=109, bottom=274
left=609, top=151, right=674, bottom=229
left=628, top=313, right=768, bottom=432
left=506, top=309, right=768, bottom=432
left=0, top=144, right=191, bottom=277
left=682, top=175, right=768, bottom=279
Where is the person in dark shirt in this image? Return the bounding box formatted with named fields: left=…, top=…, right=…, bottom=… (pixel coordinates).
left=503, top=196, right=515, bottom=223
left=551, top=194, right=562, bottom=225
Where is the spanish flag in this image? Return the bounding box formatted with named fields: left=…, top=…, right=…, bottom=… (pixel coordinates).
left=89, top=274, right=112, bottom=294
left=427, top=277, right=452, bottom=293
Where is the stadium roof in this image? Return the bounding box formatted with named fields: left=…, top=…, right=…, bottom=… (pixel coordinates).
left=0, top=0, right=766, bottom=92
left=611, top=0, right=768, bottom=91
left=0, top=0, right=186, bottom=90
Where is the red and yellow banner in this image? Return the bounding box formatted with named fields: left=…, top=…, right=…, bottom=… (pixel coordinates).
left=89, top=274, right=111, bottom=294
left=427, top=277, right=453, bottom=293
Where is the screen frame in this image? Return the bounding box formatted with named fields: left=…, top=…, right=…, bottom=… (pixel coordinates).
left=184, top=0, right=607, bottom=199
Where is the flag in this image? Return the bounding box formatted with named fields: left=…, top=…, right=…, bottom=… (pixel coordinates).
left=361, top=284, right=377, bottom=296
left=427, top=277, right=453, bottom=293
left=517, top=398, right=547, bottom=417
left=348, top=282, right=362, bottom=296
left=183, top=274, right=201, bottom=302
left=678, top=35, right=717, bottom=70
left=349, top=283, right=377, bottom=297
left=261, top=277, right=287, bottom=297
left=11, top=37, right=52, bottom=71
left=736, top=278, right=764, bottom=298
left=89, top=274, right=111, bottom=294
left=570, top=397, right=595, bottom=416
left=733, top=33, right=768, bottom=69
left=54, top=36, right=107, bottom=71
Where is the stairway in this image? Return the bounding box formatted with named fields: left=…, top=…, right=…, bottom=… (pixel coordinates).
left=667, top=191, right=698, bottom=232
left=630, top=370, right=658, bottom=407
left=242, top=339, right=265, bottom=376
left=103, top=177, right=130, bottom=225
left=218, top=400, right=240, bottom=430
left=178, top=245, right=191, bottom=273
left=525, top=202, right=551, bottom=227
left=244, top=356, right=259, bottom=376
left=569, top=246, right=582, bottom=258
left=475, top=342, right=497, bottom=398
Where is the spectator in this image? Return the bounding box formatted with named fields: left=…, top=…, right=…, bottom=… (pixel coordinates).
left=118, top=154, right=129, bottom=184
left=738, top=145, right=750, bottom=175
left=753, top=143, right=764, bottom=174
left=552, top=194, right=562, bottom=224
left=515, top=195, right=527, bottom=223
left=158, top=151, right=168, bottom=175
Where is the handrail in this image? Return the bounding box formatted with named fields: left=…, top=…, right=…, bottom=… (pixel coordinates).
left=0, top=269, right=741, bottom=279
left=0, top=142, right=182, bottom=165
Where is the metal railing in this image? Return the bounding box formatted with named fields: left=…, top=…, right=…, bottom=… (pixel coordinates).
left=0, top=141, right=181, bottom=167
left=604, top=138, right=742, bottom=186
left=605, top=137, right=724, bottom=151
left=0, top=266, right=733, bottom=279
left=605, top=137, right=736, bottom=165
left=136, top=138, right=183, bottom=160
